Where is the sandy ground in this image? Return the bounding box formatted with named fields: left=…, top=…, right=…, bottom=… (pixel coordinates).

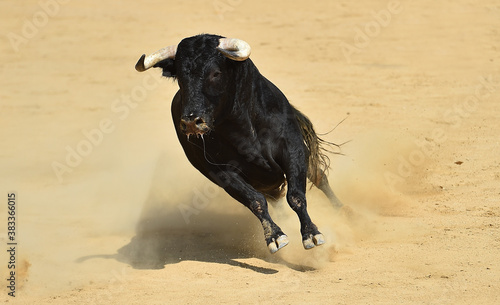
left=1, top=0, right=499, bottom=304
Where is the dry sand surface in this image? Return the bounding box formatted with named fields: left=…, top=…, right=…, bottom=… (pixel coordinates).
left=1, top=0, right=500, bottom=304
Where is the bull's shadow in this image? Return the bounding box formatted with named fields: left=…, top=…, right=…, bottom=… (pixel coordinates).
left=77, top=153, right=314, bottom=274
left=112, top=210, right=280, bottom=274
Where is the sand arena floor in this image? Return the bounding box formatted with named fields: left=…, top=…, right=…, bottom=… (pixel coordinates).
left=1, top=0, right=499, bottom=304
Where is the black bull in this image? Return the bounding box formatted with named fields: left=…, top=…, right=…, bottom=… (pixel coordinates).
left=135, top=34, right=343, bottom=253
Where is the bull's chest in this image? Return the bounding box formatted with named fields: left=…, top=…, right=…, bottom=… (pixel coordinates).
left=203, top=132, right=273, bottom=172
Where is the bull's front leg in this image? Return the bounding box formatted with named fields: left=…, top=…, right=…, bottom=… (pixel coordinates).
left=212, top=170, right=289, bottom=253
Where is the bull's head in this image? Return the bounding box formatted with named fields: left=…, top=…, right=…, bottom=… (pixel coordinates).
left=135, top=35, right=251, bottom=138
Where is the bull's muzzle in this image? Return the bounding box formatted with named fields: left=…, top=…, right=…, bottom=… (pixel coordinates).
left=180, top=116, right=210, bottom=138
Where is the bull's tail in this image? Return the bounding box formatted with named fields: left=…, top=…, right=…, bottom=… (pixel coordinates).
left=292, top=107, right=345, bottom=208
left=292, top=107, right=338, bottom=186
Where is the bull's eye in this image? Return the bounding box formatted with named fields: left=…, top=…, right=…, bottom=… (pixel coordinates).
left=204, top=69, right=224, bottom=97
left=210, top=70, right=222, bottom=81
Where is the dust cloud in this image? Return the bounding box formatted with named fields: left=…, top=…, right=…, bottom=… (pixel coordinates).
left=331, top=129, right=427, bottom=214
left=98, top=127, right=416, bottom=272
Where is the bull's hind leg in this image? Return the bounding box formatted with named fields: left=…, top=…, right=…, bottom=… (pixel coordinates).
left=283, top=157, right=325, bottom=249
left=308, top=169, right=343, bottom=209
left=287, top=190, right=325, bottom=249
left=214, top=171, right=289, bottom=253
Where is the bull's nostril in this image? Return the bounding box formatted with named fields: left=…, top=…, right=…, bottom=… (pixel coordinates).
left=194, top=117, right=205, bottom=126
left=179, top=116, right=208, bottom=135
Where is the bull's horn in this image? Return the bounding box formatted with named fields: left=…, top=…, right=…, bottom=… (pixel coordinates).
left=217, top=38, right=251, bottom=61
left=135, top=45, right=177, bottom=72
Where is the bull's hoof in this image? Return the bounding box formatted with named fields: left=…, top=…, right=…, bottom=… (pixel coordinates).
left=302, top=233, right=325, bottom=250
left=268, top=235, right=289, bottom=254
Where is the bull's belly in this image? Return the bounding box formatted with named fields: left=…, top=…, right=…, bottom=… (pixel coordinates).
left=254, top=179, right=287, bottom=200
left=234, top=161, right=286, bottom=200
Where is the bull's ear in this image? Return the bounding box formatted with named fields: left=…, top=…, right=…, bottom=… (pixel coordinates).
left=154, top=58, right=176, bottom=78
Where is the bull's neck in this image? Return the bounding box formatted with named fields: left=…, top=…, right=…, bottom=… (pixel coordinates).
left=220, top=59, right=261, bottom=133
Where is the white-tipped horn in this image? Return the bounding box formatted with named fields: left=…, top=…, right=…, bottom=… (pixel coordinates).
left=135, top=45, right=177, bottom=72
left=217, top=38, right=251, bottom=61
